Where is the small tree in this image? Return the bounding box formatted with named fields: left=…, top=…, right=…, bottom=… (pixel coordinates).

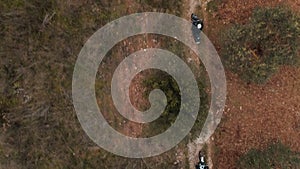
left=222, top=6, right=300, bottom=83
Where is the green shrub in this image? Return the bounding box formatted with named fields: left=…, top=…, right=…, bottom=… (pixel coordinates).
left=137, top=0, right=183, bottom=15
left=222, top=6, right=300, bottom=83
left=142, top=70, right=181, bottom=136
left=238, top=142, right=300, bottom=169
left=142, top=67, right=208, bottom=138
left=207, top=0, right=223, bottom=13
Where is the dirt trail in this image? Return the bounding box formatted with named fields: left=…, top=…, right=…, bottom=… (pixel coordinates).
left=182, top=1, right=204, bottom=168
left=184, top=0, right=214, bottom=168
left=199, top=1, right=214, bottom=168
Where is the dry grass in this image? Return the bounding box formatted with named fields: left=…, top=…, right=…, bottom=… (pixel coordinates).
left=0, top=0, right=193, bottom=168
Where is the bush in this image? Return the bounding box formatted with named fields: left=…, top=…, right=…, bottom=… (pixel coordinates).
left=142, top=67, right=208, bottom=138
left=222, top=6, right=300, bottom=83
left=137, top=0, right=183, bottom=15
left=238, top=142, right=300, bottom=169
left=207, top=0, right=223, bottom=13
left=141, top=70, right=181, bottom=136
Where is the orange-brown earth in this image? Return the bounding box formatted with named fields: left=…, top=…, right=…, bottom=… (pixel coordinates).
left=214, top=67, right=300, bottom=168
left=207, top=0, right=300, bottom=168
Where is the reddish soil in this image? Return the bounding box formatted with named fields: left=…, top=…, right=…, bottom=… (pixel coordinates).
left=205, top=0, right=300, bottom=168
left=214, top=66, right=300, bottom=168
left=217, top=0, right=299, bottom=24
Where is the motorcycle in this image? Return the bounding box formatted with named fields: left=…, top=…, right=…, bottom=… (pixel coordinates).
left=195, top=151, right=209, bottom=169
left=191, top=13, right=204, bottom=44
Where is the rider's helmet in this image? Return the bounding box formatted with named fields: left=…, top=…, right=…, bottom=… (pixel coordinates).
left=191, top=13, right=204, bottom=31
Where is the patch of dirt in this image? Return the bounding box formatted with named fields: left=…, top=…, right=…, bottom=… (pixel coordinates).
left=128, top=36, right=162, bottom=113
left=185, top=0, right=300, bottom=168
left=214, top=66, right=300, bottom=168
left=96, top=0, right=156, bottom=138
left=113, top=0, right=164, bottom=137
left=217, top=0, right=298, bottom=24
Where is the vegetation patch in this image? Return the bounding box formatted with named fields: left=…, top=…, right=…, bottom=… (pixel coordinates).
left=137, top=0, right=183, bottom=15
left=238, top=142, right=300, bottom=169
left=207, top=0, right=223, bottom=13
left=222, top=6, right=300, bottom=83
left=141, top=70, right=181, bottom=136
left=142, top=69, right=209, bottom=139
